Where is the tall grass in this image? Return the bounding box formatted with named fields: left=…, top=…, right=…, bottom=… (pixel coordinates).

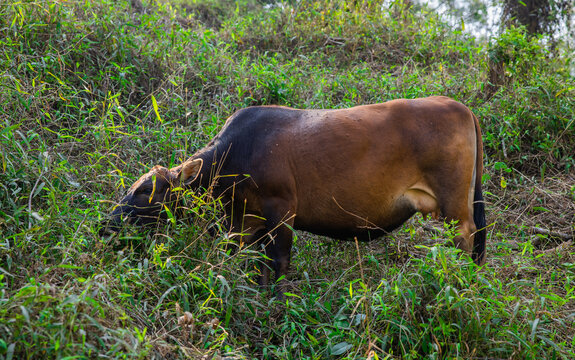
left=0, top=0, right=574, bottom=358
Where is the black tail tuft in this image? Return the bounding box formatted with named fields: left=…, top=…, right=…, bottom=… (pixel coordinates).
left=472, top=183, right=486, bottom=265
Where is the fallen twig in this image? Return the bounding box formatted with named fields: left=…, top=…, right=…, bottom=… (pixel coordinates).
left=535, top=240, right=573, bottom=254
left=532, top=226, right=572, bottom=240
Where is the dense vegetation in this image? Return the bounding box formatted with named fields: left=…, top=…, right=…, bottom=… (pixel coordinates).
left=0, top=0, right=574, bottom=358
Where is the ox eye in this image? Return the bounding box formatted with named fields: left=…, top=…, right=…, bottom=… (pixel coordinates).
left=135, top=187, right=151, bottom=195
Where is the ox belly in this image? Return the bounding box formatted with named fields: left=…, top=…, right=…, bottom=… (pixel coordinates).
left=292, top=180, right=439, bottom=241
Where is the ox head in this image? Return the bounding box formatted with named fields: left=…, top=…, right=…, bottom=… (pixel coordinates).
left=100, top=158, right=203, bottom=235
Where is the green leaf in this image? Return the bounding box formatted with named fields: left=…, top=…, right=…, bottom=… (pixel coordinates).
left=494, top=161, right=511, bottom=172
left=283, top=292, right=301, bottom=299
left=330, top=342, right=353, bottom=356
left=225, top=302, right=233, bottom=328
left=151, top=95, right=163, bottom=123
left=163, top=204, right=175, bottom=225
left=530, top=318, right=540, bottom=341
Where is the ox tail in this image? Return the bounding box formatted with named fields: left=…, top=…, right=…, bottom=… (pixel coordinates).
left=472, top=112, right=487, bottom=265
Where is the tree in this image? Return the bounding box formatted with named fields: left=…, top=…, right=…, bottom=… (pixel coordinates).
left=501, top=0, right=572, bottom=36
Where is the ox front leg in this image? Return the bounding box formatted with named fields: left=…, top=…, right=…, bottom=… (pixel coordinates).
left=260, top=198, right=295, bottom=298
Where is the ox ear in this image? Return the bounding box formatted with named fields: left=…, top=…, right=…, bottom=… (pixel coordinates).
left=179, top=158, right=203, bottom=185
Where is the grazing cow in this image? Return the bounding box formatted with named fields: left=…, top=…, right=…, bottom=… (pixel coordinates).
left=102, top=96, right=486, bottom=289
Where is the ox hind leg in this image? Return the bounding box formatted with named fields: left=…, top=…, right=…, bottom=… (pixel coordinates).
left=436, top=185, right=477, bottom=259
left=405, top=180, right=476, bottom=259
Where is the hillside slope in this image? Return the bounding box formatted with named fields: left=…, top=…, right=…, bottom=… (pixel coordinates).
left=0, top=0, right=574, bottom=358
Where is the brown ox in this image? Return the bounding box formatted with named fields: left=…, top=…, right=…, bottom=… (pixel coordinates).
left=102, top=96, right=486, bottom=289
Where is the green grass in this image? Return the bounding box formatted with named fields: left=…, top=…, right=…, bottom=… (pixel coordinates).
left=1, top=0, right=574, bottom=358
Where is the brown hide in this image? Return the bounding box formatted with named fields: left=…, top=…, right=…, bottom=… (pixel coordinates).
left=105, top=96, right=486, bottom=292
